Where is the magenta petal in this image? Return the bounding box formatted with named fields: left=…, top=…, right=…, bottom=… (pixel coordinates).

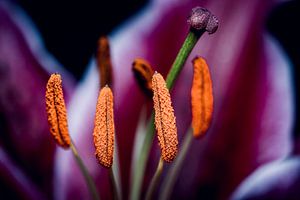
left=231, top=156, right=300, bottom=200
left=0, top=1, right=75, bottom=197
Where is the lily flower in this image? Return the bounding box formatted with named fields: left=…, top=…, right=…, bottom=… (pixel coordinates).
left=0, top=0, right=294, bottom=199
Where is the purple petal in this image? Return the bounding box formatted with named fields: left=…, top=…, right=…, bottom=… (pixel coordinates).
left=231, top=156, right=300, bottom=200
left=0, top=1, right=75, bottom=197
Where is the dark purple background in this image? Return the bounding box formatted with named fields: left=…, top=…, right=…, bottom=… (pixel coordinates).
left=17, top=0, right=149, bottom=80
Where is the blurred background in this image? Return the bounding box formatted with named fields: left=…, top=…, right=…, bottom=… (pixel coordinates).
left=16, top=0, right=300, bottom=82
left=17, top=0, right=150, bottom=80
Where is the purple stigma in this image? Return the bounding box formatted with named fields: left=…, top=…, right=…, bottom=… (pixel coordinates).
left=187, top=7, right=219, bottom=34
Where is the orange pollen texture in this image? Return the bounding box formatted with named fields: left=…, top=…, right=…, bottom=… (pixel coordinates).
left=93, top=86, right=115, bottom=168
left=152, top=73, right=178, bottom=162
left=97, top=36, right=113, bottom=88
left=191, top=57, right=213, bottom=138
left=132, top=58, right=154, bottom=93
left=45, top=73, right=71, bottom=148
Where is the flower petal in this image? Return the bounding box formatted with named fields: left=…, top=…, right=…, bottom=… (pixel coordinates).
left=0, top=1, right=75, bottom=197
left=231, top=156, right=300, bottom=200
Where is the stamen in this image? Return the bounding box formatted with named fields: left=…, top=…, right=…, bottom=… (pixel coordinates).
left=93, top=86, right=114, bottom=168
left=191, top=57, right=213, bottom=138
left=132, top=58, right=154, bottom=96
left=152, top=73, right=178, bottom=162
left=96, top=36, right=113, bottom=88
left=45, top=73, right=71, bottom=148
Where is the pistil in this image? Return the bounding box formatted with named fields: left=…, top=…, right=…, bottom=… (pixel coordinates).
left=130, top=6, right=219, bottom=200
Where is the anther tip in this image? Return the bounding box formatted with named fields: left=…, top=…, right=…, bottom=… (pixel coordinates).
left=50, top=73, right=61, bottom=80
left=98, top=36, right=109, bottom=45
